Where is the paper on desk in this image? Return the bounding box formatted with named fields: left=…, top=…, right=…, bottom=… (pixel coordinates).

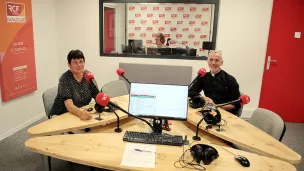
left=121, top=143, right=156, bottom=168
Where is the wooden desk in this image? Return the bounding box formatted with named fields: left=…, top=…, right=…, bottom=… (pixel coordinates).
left=25, top=118, right=296, bottom=171
left=187, top=107, right=301, bottom=164
left=27, top=95, right=129, bottom=136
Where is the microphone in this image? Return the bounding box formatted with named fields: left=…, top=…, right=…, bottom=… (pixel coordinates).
left=166, top=38, right=171, bottom=47
left=95, top=92, right=154, bottom=131
left=189, top=68, right=207, bottom=89
left=84, top=71, right=100, bottom=92
left=116, top=68, right=131, bottom=85
left=216, top=95, right=250, bottom=107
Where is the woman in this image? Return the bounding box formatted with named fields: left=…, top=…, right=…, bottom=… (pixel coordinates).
left=50, top=50, right=100, bottom=120
left=154, top=33, right=167, bottom=48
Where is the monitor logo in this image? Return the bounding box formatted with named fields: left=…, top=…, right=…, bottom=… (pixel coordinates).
left=147, top=13, right=153, bottom=17
left=6, top=2, right=26, bottom=23
left=135, top=13, right=141, bottom=17
left=194, top=41, right=200, bottom=46
left=153, top=20, right=159, bottom=25
left=129, top=20, right=135, bottom=24
left=164, top=34, right=170, bottom=37
left=177, top=21, right=183, bottom=24
left=195, top=28, right=201, bottom=32
left=165, top=7, right=172, bottom=11
left=202, top=8, right=209, bottom=12
left=129, top=33, right=135, bottom=37
left=176, top=34, right=182, bottom=38
left=141, top=6, right=147, bottom=10
left=171, top=14, right=177, bottom=18
left=146, top=40, right=153, bottom=44
left=190, top=7, right=196, bottom=11
left=153, top=7, right=159, bottom=11
left=170, top=27, right=177, bottom=32
left=159, top=14, right=165, bottom=18
left=183, top=14, right=189, bottom=19
left=200, top=35, right=207, bottom=39
left=182, top=41, right=188, bottom=45
left=189, top=21, right=195, bottom=25
left=196, top=14, right=202, bottom=18
left=165, top=20, right=171, bottom=25
left=135, top=27, right=141, bottom=31
left=188, top=34, right=195, bottom=38
left=140, top=33, right=146, bottom=38
left=128, top=6, right=135, bottom=11
left=201, top=21, right=208, bottom=25
left=182, top=28, right=189, bottom=32
left=141, top=20, right=147, bottom=24
left=158, top=27, right=165, bottom=31
left=178, top=7, right=184, bottom=11
left=147, top=27, right=153, bottom=31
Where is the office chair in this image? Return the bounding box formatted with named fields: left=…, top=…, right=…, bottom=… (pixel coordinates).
left=102, top=80, right=128, bottom=97
left=42, top=87, right=58, bottom=119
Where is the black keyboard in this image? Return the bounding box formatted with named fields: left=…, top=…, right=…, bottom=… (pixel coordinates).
left=123, top=131, right=184, bottom=146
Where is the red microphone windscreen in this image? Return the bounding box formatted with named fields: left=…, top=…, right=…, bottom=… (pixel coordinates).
left=197, top=68, right=206, bottom=77
left=116, top=68, right=125, bottom=76
left=239, top=95, right=250, bottom=105
left=96, top=93, right=110, bottom=106
left=84, top=72, right=94, bottom=82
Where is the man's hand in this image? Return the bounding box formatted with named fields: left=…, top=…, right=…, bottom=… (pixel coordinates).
left=204, top=97, right=215, bottom=105
left=79, top=110, right=92, bottom=120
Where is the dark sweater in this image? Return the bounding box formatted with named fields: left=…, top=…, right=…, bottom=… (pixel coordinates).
left=189, top=70, right=241, bottom=115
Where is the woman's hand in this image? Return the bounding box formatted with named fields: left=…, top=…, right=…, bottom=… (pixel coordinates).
left=78, top=110, right=92, bottom=120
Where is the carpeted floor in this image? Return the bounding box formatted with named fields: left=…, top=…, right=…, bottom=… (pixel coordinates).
left=0, top=117, right=303, bottom=171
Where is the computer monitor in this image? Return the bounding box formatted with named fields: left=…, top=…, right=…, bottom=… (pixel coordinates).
left=128, top=39, right=143, bottom=47
left=129, top=83, right=188, bottom=120
left=121, top=44, right=133, bottom=53
left=147, top=48, right=172, bottom=55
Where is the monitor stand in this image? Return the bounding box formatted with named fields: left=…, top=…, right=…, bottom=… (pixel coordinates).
left=152, top=118, right=163, bottom=134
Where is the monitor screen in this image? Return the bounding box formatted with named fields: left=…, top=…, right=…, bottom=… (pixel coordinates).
left=129, top=83, right=188, bottom=120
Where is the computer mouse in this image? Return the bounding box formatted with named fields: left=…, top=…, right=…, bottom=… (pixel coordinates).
left=235, top=155, right=250, bottom=167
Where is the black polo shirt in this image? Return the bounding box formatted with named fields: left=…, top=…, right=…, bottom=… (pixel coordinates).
left=50, top=70, right=100, bottom=116
left=189, top=70, right=241, bottom=115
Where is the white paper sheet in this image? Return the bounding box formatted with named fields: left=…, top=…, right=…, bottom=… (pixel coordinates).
left=121, top=143, right=156, bottom=168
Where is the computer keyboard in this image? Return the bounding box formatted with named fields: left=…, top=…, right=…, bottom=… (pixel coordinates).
left=123, top=131, right=184, bottom=146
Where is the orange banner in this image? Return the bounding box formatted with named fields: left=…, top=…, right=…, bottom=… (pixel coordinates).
left=0, top=0, right=37, bottom=102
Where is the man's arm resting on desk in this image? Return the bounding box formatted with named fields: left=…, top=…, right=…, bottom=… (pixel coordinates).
left=64, top=99, right=92, bottom=120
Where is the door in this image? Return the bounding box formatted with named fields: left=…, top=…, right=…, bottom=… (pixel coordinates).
left=104, top=7, right=115, bottom=53
left=259, top=0, right=304, bottom=122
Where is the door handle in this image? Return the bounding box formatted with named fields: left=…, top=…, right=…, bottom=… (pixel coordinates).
left=266, top=56, right=277, bottom=70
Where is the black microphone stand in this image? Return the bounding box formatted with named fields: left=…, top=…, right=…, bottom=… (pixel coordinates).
left=109, top=106, right=122, bottom=133
left=192, top=112, right=208, bottom=141
left=94, top=103, right=104, bottom=121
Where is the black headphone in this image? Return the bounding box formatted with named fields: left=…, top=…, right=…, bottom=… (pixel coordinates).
left=189, top=95, right=205, bottom=109
left=203, top=104, right=221, bottom=125
left=190, top=144, right=219, bottom=165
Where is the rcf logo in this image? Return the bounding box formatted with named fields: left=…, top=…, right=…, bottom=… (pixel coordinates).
left=200, top=35, right=207, bottom=39
left=158, top=27, right=165, bottom=31
left=128, top=6, right=135, bottom=10
left=153, top=20, right=159, bottom=24
left=176, top=34, right=182, bottom=38
left=135, top=13, right=141, bottom=17
left=177, top=21, right=183, bottom=24
left=6, top=2, right=26, bottom=23
left=165, top=20, right=171, bottom=25
left=171, top=14, right=177, bottom=18
left=164, top=34, right=170, bottom=37
left=201, top=21, right=208, bottom=25
left=182, top=41, right=188, bottom=45
left=146, top=40, right=153, bottom=44
left=147, top=13, right=153, bottom=17
left=189, top=21, right=195, bottom=25
left=129, top=20, right=135, bottom=24
left=190, top=7, right=196, bottom=11
left=182, top=28, right=189, bottom=32
left=183, top=14, right=189, bottom=19
left=165, top=7, right=172, bottom=11
left=153, top=7, right=159, bottom=10
left=188, top=34, right=195, bottom=38
left=170, top=27, right=177, bottom=31
left=152, top=34, right=156, bottom=37
left=135, top=27, right=141, bottom=31
left=159, top=14, right=165, bottom=18
left=195, top=28, right=201, bottom=32
left=102, top=94, right=108, bottom=100
left=196, top=14, right=202, bottom=18
left=141, top=20, right=147, bottom=24
left=140, top=33, right=146, bottom=38
left=194, top=41, right=200, bottom=46
left=178, top=7, right=184, bottom=11
left=147, top=27, right=153, bottom=31
left=202, top=8, right=209, bottom=11
left=170, top=41, right=176, bottom=45
left=141, top=6, right=147, bottom=10
left=129, top=33, right=135, bottom=37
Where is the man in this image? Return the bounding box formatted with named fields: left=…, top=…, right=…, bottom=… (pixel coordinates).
left=189, top=50, right=241, bottom=115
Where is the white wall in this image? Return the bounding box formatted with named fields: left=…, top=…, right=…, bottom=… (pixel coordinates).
left=0, top=0, right=58, bottom=141
left=55, top=0, right=273, bottom=119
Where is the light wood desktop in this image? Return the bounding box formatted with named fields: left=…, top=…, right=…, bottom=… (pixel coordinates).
left=25, top=118, right=296, bottom=171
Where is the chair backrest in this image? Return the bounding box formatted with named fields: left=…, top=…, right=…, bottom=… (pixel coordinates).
left=249, top=108, right=286, bottom=141
left=42, top=87, right=58, bottom=119
left=102, top=80, right=128, bottom=97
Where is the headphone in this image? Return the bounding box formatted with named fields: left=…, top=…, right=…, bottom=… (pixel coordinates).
left=190, top=144, right=219, bottom=165
left=202, top=104, right=221, bottom=125
left=189, top=95, right=205, bottom=109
